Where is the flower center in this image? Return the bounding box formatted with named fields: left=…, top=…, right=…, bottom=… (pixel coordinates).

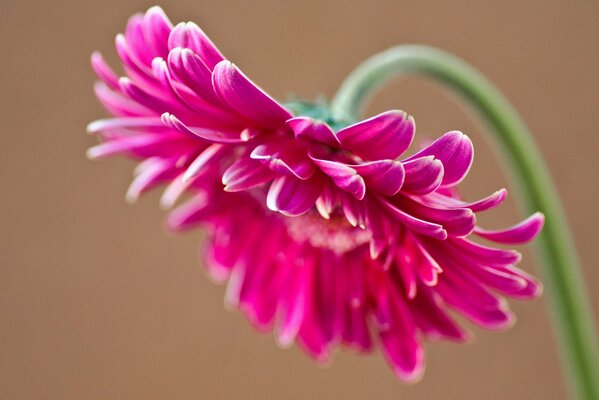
left=284, top=211, right=372, bottom=254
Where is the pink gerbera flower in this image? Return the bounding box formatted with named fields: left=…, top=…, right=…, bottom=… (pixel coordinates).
left=88, top=6, right=544, bottom=381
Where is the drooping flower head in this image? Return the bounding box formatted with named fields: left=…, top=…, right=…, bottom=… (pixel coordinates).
left=88, top=6, right=544, bottom=381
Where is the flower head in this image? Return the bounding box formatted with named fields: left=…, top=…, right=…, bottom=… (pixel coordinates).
left=88, top=6, right=544, bottom=381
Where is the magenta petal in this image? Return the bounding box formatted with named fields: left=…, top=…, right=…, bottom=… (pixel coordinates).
left=183, top=143, right=226, bottom=181
left=450, top=237, right=522, bottom=266
left=94, top=82, right=151, bottom=117
left=475, top=212, right=545, bottom=244
left=493, top=266, right=543, bottom=299
left=126, top=157, right=176, bottom=202
left=402, top=156, right=444, bottom=194
left=251, top=141, right=316, bottom=180
left=411, top=286, right=469, bottom=342
left=433, top=188, right=508, bottom=212
left=141, top=6, right=173, bottom=58
left=212, top=60, right=292, bottom=127
left=397, top=195, right=476, bottom=237
left=376, top=282, right=424, bottom=382
left=406, top=131, right=473, bottom=187
left=436, top=274, right=514, bottom=330
left=380, top=199, right=448, bottom=240
left=310, top=155, right=366, bottom=200
left=222, top=158, right=276, bottom=192
left=286, top=117, right=340, bottom=147
left=168, top=48, right=223, bottom=105
left=337, top=110, right=415, bottom=160
left=168, top=21, right=224, bottom=70
left=161, top=112, right=248, bottom=143
left=166, top=195, right=212, bottom=232
left=352, top=160, right=405, bottom=197
left=267, top=175, right=323, bottom=216
left=315, top=183, right=338, bottom=219
left=86, top=117, right=166, bottom=134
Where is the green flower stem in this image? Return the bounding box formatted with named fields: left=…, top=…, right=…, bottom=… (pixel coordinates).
left=331, top=45, right=598, bottom=400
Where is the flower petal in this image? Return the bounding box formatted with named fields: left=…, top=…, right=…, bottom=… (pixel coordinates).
left=429, top=188, right=508, bottom=212
left=406, top=131, right=473, bottom=187
left=161, top=112, right=249, bottom=143
left=141, top=6, right=173, bottom=58
left=212, top=60, right=292, bottom=127
left=396, top=195, right=476, bottom=237
left=352, top=160, right=405, bottom=197
left=168, top=21, right=225, bottom=69
left=91, top=52, right=120, bottom=90
left=379, top=198, right=447, bottom=240
left=266, top=175, right=323, bottom=216
left=167, top=47, right=223, bottom=105
left=183, top=143, right=227, bottom=181
left=286, top=117, right=340, bottom=147
left=251, top=140, right=316, bottom=180
left=310, top=155, right=366, bottom=200
left=336, top=110, right=415, bottom=160
left=401, top=156, right=444, bottom=194
left=222, top=158, right=276, bottom=192
left=475, top=212, right=545, bottom=244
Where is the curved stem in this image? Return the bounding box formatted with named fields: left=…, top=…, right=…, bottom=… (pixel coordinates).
left=331, top=45, right=598, bottom=400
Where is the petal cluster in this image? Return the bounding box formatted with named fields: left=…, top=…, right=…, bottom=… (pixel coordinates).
left=88, top=6, right=544, bottom=381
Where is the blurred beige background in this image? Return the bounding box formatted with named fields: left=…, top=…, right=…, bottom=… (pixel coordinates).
left=1, top=1, right=598, bottom=399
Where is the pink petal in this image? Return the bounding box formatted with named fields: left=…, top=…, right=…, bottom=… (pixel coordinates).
left=141, top=6, right=173, bottom=58
left=212, top=60, right=292, bottom=127
left=126, top=157, right=176, bottom=202
left=94, top=82, right=151, bottom=117
left=406, top=131, right=473, bottom=188
left=168, top=21, right=225, bottom=70
left=87, top=117, right=166, bottom=134
left=337, top=110, right=415, bottom=160
left=402, top=156, right=444, bottom=194
left=475, top=212, right=545, bottom=244
left=314, top=183, right=338, bottom=219
left=266, top=175, right=323, bottom=216
left=166, top=195, right=212, bottom=231
left=167, top=48, right=223, bottom=105
left=183, top=143, right=227, bottom=181
left=222, top=158, right=276, bottom=192
left=286, top=117, right=340, bottom=147
left=310, top=155, right=366, bottom=200
left=352, top=160, right=405, bottom=197
left=90, top=52, right=119, bottom=90
left=411, top=286, right=469, bottom=342
left=397, top=195, right=476, bottom=237
left=376, top=280, right=424, bottom=382
left=380, top=198, right=447, bottom=240
left=161, top=112, right=249, bottom=143
left=251, top=140, right=316, bottom=180
left=429, top=188, right=508, bottom=212
left=450, top=237, right=522, bottom=267
left=436, top=278, right=514, bottom=330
